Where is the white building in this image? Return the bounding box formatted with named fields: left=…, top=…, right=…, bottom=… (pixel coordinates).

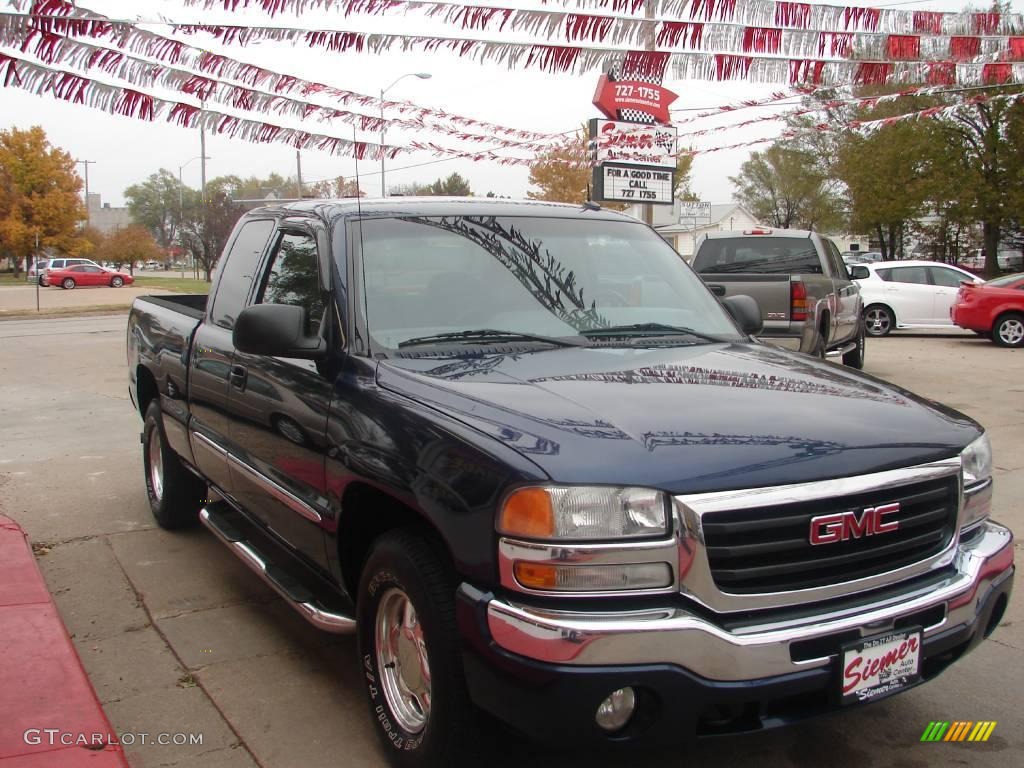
left=625, top=201, right=764, bottom=258
left=86, top=193, right=133, bottom=234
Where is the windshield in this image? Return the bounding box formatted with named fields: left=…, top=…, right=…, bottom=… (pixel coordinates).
left=351, top=215, right=743, bottom=350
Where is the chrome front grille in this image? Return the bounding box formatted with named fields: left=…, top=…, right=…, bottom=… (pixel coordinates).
left=699, top=477, right=959, bottom=593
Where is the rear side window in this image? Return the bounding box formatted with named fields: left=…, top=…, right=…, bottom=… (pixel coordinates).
left=877, top=267, right=928, bottom=285
left=211, top=219, right=275, bottom=329
left=928, top=267, right=966, bottom=288
left=693, top=237, right=822, bottom=275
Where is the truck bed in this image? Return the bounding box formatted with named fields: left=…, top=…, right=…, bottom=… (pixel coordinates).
left=127, top=294, right=207, bottom=467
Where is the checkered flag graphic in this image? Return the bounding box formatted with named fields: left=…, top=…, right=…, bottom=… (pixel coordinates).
left=608, top=55, right=668, bottom=124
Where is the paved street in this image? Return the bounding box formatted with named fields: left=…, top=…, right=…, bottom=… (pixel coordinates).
left=0, top=316, right=1020, bottom=768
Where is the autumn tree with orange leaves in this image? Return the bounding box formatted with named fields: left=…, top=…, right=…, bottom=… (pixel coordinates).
left=0, top=126, right=89, bottom=276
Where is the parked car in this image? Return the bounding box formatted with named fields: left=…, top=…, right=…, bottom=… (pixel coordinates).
left=127, top=199, right=1012, bottom=764
left=27, top=259, right=49, bottom=282
left=951, top=272, right=1024, bottom=346
left=47, top=264, right=134, bottom=289
left=37, top=257, right=103, bottom=286
left=692, top=228, right=864, bottom=366
left=851, top=260, right=983, bottom=336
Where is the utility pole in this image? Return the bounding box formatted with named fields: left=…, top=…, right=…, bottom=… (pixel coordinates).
left=296, top=150, right=303, bottom=199
left=200, top=126, right=208, bottom=280
left=75, top=159, right=96, bottom=225
left=642, top=0, right=655, bottom=228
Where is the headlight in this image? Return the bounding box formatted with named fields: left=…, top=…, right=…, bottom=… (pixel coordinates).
left=961, top=433, right=992, bottom=487
left=498, top=486, right=668, bottom=540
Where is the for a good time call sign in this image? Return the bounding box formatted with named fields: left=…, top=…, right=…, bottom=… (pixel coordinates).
left=598, top=164, right=673, bottom=204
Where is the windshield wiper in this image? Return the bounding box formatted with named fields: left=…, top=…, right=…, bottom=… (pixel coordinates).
left=398, top=329, right=584, bottom=349
left=581, top=323, right=729, bottom=343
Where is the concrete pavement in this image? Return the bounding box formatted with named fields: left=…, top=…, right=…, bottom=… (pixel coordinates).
left=0, top=317, right=1020, bottom=767
left=0, top=284, right=172, bottom=314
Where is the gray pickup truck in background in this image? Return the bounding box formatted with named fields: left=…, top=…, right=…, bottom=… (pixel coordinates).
left=692, top=229, right=865, bottom=368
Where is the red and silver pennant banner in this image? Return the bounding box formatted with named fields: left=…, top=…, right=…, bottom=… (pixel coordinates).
left=176, top=0, right=1024, bottom=38
left=538, top=0, right=1023, bottom=36
left=21, top=0, right=552, bottom=141
left=0, top=50, right=557, bottom=165
left=0, top=18, right=562, bottom=151
left=165, top=0, right=1024, bottom=61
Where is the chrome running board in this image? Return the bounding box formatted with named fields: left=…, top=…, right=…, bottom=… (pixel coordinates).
left=199, top=504, right=356, bottom=634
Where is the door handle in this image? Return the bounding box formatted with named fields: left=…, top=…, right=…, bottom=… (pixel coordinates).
left=708, top=284, right=726, bottom=297
left=229, top=365, right=248, bottom=390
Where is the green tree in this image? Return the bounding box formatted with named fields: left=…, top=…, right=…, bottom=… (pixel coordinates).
left=838, top=120, right=941, bottom=259
left=179, top=175, right=246, bottom=281
left=0, top=126, right=88, bottom=275
left=933, top=97, right=1024, bottom=277
left=730, top=144, right=844, bottom=231
left=309, top=175, right=363, bottom=198
left=423, top=172, right=472, bottom=196
left=125, top=169, right=184, bottom=250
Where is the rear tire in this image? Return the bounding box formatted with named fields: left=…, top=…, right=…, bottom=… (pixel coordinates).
left=357, top=529, right=481, bottom=768
left=843, top=321, right=866, bottom=369
left=142, top=400, right=205, bottom=529
left=992, top=313, right=1024, bottom=347
left=864, top=304, right=894, bottom=337
left=62, top=278, right=75, bottom=290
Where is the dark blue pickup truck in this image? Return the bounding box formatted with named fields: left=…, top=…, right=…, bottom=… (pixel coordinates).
left=128, top=199, right=1013, bottom=767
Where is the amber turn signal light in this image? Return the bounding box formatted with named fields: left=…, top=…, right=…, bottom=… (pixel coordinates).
left=498, top=487, right=555, bottom=538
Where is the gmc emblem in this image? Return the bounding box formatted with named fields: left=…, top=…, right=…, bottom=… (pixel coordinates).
left=809, top=503, right=901, bottom=545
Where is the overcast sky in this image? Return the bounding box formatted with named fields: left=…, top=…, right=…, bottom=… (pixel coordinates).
left=0, top=0, right=985, bottom=207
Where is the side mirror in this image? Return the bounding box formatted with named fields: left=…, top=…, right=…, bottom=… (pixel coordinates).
left=722, top=294, right=763, bottom=336
left=233, top=304, right=326, bottom=360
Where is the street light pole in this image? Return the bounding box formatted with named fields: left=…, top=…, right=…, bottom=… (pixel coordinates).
left=380, top=72, right=432, bottom=197
left=75, top=159, right=96, bottom=225
left=178, top=153, right=210, bottom=279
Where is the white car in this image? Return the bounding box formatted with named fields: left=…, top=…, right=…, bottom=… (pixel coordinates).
left=849, top=260, right=983, bottom=336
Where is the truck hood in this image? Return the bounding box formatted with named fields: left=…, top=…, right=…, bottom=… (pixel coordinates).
left=376, top=342, right=980, bottom=493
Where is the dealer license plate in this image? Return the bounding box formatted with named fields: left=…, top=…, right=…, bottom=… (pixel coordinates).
left=840, top=628, right=921, bottom=705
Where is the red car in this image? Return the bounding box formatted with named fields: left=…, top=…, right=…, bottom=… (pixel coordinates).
left=951, top=272, right=1024, bottom=346
left=46, top=264, right=135, bottom=290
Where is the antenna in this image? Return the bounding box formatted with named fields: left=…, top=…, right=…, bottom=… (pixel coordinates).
left=353, top=127, right=372, bottom=357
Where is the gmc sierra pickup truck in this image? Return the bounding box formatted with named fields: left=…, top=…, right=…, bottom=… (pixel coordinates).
left=692, top=228, right=865, bottom=366
left=128, top=199, right=1013, bottom=767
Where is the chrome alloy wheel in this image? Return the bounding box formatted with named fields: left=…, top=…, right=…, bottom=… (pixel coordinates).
left=997, top=317, right=1024, bottom=346
left=148, top=428, right=164, bottom=502
left=375, top=587, right=432, bottom=733
left=865, top=307, right=891, bottom=336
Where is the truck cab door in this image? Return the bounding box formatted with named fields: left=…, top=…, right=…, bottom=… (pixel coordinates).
left=226, top=224, right=333, bottom=572
left=188, top=218, right=276, bottom=494
left=825, top=240, right=859, bottom=343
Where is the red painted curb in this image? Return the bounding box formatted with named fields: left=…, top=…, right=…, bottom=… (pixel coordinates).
left=0, top=515, right=130, bottom=767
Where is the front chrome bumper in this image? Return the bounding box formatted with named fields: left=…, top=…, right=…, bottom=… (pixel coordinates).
left=480, top=520, right=1013, bottom=682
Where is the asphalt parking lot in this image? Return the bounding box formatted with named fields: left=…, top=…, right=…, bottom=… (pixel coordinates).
left=0, top=316, right=1020, bottom=768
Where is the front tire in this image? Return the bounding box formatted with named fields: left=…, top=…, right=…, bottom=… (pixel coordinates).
left=843, top=320, right=866, bottom=369
left=142, top=400, right=205, bottom=529
left=62, top=278, right=75, bottom=290
left=864, top=304, right=894, bottom=337
left=111, top=276, right=124, bottom=288
left=357, top=529, right=480, bottom=768
left=993, top=313, right=1024, bottom=347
